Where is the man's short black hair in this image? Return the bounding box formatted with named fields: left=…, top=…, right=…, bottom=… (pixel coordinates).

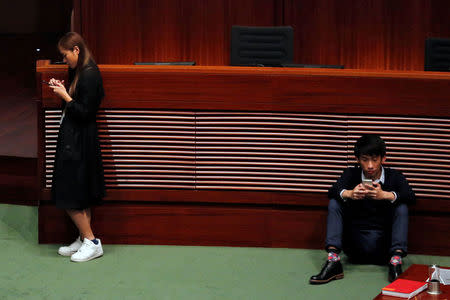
left=354, top=134, right=386, bottom=158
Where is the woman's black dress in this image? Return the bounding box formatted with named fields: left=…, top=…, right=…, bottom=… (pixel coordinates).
left=51, top=61, right=105, bottom=210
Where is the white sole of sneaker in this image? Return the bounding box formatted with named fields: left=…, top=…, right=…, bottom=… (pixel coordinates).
left=58, top=250, right=77, bottom=257
left=70, top=252, right=103, bottom=263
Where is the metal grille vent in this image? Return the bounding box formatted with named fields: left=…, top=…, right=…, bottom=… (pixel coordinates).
left=195, top=112, right=347, bottom=192
left=44, top=110, right=450, bottom=198
left=45, top=110, right=196, bottom=189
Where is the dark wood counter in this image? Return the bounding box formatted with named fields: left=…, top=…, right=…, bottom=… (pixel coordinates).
left=36, top=62, right=450, bottom=254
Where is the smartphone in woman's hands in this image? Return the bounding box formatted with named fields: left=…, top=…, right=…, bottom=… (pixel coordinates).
left=42, top=80, right=55, bottom=86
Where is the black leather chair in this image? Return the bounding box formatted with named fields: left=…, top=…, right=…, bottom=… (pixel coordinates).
left=425, top=37, right=450, bottom=72
left=230, top=26, right=293, bottom=67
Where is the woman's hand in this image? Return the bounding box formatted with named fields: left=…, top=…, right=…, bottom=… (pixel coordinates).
left=49, top=78, right=72, bottom=103
left=49, top=78, right=63, bottom=86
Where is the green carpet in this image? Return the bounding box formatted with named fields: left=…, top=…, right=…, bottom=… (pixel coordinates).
left=1, top=204, right=449, bottom=300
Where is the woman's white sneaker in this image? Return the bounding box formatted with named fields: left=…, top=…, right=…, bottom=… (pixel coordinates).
left=70, top=238, right=103, bottom=262
left=58, top=237, right=83, bottom=256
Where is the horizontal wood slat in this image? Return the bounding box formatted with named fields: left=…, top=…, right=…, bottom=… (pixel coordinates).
left=45, top=109, right=196, bottom=189
left=44, top=110, right=449, bottom=198
left=195, top=113, right=346, bottom=192
left=347, top=115, right=450, bottom=199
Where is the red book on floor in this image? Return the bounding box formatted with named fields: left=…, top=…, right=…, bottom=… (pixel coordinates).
left=381, top=279, right=427, bottom=298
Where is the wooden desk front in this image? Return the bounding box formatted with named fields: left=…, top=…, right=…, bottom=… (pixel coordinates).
left=36, top=63, right=450, bottom=254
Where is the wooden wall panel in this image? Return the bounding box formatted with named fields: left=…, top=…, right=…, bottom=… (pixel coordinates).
left=37, top=65, right=450, bottom=111
left=429, top=0, right=450, bottom=39
left=80, top=0, right=276, bottom=65
left=81, top=0, right=142, bottom=64
left=76, top=0, right=450, bottom=69
left=140, top=0, right=276, bottom=66
left=36, top=64, right=450, bottom=254
left=383, top=0, right=430, bottom=71
left=38, top=203, right=450, bottom=256
left=409, top=213, right=450, bottom=256
left=284, top=0, right=450, bottom=70
left=284, top=0, right=342, bottom=67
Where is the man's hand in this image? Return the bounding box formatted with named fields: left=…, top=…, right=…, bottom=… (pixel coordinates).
left=343, top=183, right=368, bottom=200
left=366, top=182, right=395, bottom=201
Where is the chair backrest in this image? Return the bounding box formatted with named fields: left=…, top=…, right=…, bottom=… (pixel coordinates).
left=425, top=38, right=450, bottom=72
left=230, top=26, right=293, bottom=67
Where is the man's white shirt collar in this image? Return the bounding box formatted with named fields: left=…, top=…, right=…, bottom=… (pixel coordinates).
left=361, top=166, right=385, bottom=184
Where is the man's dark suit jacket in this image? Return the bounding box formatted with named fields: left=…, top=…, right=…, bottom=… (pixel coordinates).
left=328, top=166, right=415, bottom=231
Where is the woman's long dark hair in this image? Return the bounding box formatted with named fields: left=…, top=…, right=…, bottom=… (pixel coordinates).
left=58, top=32, right=94, bottom=96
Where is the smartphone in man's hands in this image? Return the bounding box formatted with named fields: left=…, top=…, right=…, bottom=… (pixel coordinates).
left=362, top=179, right=373, bottom=188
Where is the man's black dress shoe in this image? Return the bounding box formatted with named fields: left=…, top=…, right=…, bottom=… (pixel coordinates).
left=309, top=260, right=344, bottom=284
left=388, top=263, right=403, bottom=282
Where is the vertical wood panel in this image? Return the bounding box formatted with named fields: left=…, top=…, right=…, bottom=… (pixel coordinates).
left=77, top=0, right=450, bottom=69
left=384, top=0, right=430, bottom=70
left=284, top=0, right=342, bottom=66
left=72, top=0, right=81, bottom=32
left=429, top=0, right=450, bottom=39
left=138, top=0, right=189, bottom=65
left=81, top=0, right=142, bottom=64
left=80, top=0, right=276, bottom=65
left=284, top=0, right=450, bottom=70
left=139, top=0, right=275, bottom=65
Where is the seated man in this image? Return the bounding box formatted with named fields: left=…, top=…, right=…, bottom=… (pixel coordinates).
left=310, top=134, right=415, bottom=284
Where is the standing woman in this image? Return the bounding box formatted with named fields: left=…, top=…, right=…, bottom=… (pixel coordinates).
left=49, top=32, right=105, bottom=262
